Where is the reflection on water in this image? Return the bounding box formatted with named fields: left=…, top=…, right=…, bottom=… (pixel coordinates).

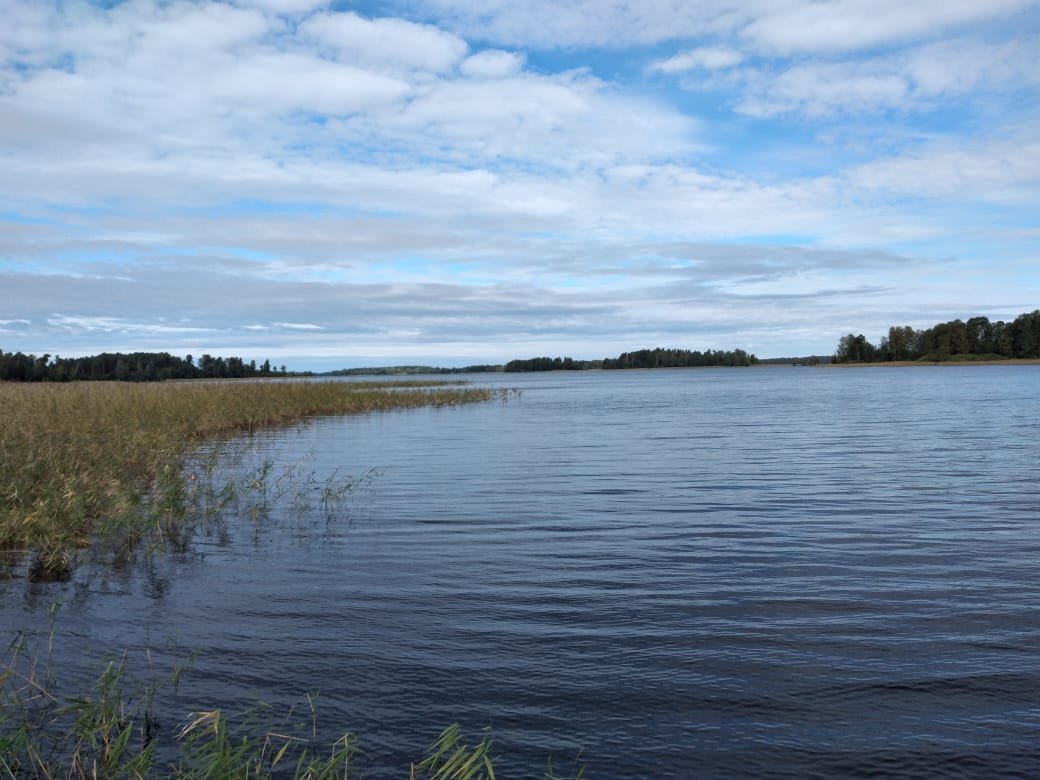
left=3, top=367, right=1040, bottom=776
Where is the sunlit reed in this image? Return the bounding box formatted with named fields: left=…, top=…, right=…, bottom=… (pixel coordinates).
left=0, top=379, right=498, bottom=578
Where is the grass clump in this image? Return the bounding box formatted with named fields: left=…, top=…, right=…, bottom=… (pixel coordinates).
left=0, top=379, right=499, bottom=579
left=1, top=630, right=584, bottom=779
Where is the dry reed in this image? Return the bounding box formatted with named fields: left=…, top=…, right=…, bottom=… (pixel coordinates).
left=0, top=379, right=497, bottom=577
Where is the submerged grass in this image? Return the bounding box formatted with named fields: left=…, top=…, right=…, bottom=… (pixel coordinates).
left=0, top=379, right=585, bottom=777
left=0, top=379, right=499, bottom=578
left=1, top=631, right=583, bottom=779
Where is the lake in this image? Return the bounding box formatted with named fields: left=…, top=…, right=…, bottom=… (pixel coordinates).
left=3, top=366, right=1040, bottom=776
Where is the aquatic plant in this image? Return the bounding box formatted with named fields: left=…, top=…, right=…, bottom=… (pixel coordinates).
left=411, top=723, right=496, bottom=779
left=0, top=380, right=499, bottom=579
left=0, top=629, right=583, bottom=779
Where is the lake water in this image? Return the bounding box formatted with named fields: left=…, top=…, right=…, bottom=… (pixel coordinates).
left=3, top=366, right=1040, bottom=776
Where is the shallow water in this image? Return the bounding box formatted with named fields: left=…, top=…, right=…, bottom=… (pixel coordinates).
left=4, top=366, right=1040, bottom=776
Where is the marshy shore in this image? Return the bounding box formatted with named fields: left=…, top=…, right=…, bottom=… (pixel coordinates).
left=0, top=378, right=499, bottom=579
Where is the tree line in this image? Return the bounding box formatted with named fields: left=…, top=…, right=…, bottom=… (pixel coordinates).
left=0, top=350, right=290, bottom=382
left=602, top=347, right=756, bottom=369
left=328, top=364, right=503, bottom=376
left=503, top=356, right=600, bottom=371
left=834, top=310, right=1040, bottom=363
left=503, top=347, right=757, bottom=372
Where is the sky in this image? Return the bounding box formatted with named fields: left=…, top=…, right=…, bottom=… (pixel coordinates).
left=1, top=0, right=1038, bottom=370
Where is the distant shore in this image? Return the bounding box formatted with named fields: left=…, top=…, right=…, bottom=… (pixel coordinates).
left=820, top=358, right=1040, bottom=367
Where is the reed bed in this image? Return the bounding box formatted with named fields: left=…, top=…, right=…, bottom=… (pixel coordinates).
left=0, top=379, right=498, bottom=578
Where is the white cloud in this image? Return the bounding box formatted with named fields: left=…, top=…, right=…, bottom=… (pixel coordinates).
left=903, top=36, right=1040, bottom=96
left=405, top=0, right=750, bottom=48
left=0, top=2, right=56, bottom=67
left=299, top=11, right=468, bottom=74
left=847, top=132, right=1040, bottom=203
left=351, top=72, right=698, bottom=169
left=0, top=0, right=699, bottom=191
left=234, top=0, right=330, bottom=15
left=649, top=46, right=744, bottom=74
left=740, top=0, right=1035, bottom=54
left=738, top=62, right=909, bottom=118
left=209, top=53, right=411, bottom=115
left=460, top=49, right=525, bottom=79
left=109, top=1, right=272, bottom=56
left=46, top=314, right=213, bottom=335
left=406, top=0, right=1036, bottom=52
left=735, top=36, right=1040, bottom=117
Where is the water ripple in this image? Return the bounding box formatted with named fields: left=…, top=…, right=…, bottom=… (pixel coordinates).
left=3, top=367, right=1040, bottom=776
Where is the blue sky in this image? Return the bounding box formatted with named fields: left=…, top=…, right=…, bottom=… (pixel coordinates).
left=1, top=0, right=1038, bottom=369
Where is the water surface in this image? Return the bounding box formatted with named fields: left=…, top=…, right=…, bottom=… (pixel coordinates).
left=4, top=366, right=1040, bottom=776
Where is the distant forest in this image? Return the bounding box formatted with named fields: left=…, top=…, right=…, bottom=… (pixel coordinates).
left=602, top=347, right=756, bottom=369
left=0, top=350, right=290, bottom=382
left=328, top=364, right=502, bottom=376
left=18, top=311, right=1040, bottom=383
left=505, top=347, right=757, bottom=371
left=834, top=310, right=1040, bottom=363
left=503, top=356, right=599, bottom=371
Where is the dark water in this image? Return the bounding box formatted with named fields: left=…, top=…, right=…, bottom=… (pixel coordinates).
left=4, top=367, right=1040, bottom=777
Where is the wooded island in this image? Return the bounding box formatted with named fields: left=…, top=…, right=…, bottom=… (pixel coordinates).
left=834, top=310, right=1040, bottom=363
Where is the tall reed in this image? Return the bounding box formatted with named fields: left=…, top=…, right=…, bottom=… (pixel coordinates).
left=0, top=380, right=498, bottom=578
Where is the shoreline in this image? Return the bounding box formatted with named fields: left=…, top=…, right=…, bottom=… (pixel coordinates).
left=0, top=380, right=499, bottom=579
left=816, top=358, right=1040, bottom=368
